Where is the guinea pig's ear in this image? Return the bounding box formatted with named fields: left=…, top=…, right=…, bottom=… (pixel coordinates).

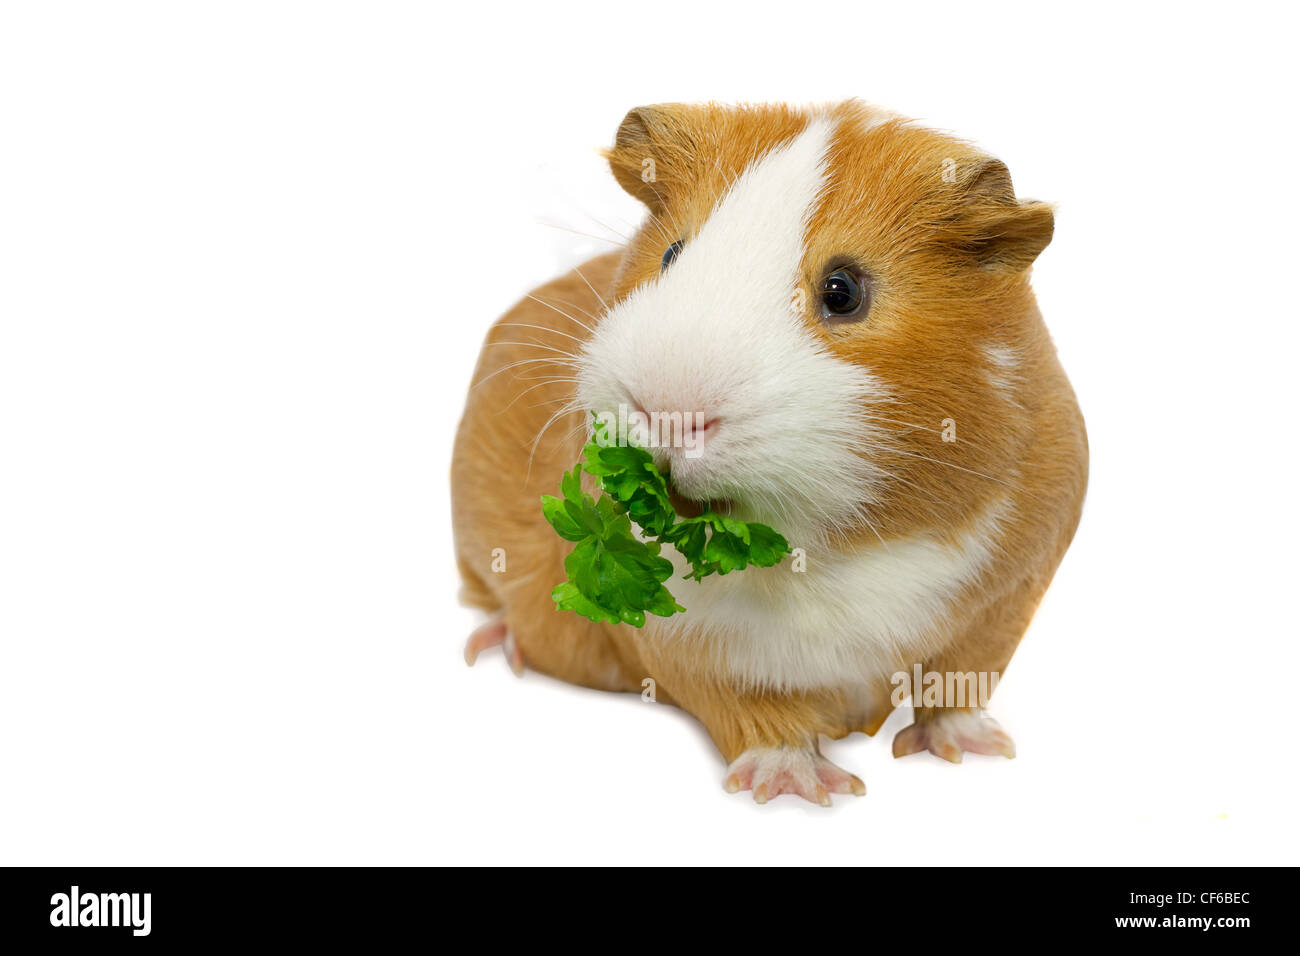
left=953, top=159, right=1054, bottom=270
left=604, top=105, right=695, bottom=208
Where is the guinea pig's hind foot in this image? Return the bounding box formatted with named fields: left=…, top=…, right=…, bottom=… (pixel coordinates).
left=723, top=745, right=866, bottom=807
left=463, top=618, right=524, bottom=676
left=892, top=710, right=1015, bottom=763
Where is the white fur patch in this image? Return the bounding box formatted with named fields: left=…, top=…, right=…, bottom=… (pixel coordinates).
left=580, top=114, right=1009, bottom=692
left=651, top=496, right=1013, bottom=691
left=983, top=344, right=1021, bottom=396
left=577, top=116, right=890, bottom=544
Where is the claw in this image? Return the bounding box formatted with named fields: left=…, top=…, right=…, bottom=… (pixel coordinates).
left=893, top=711, right=1015, bottom=762
left=723, top=745, right=864, bottom=806
left=464, top=619, right=509, bottom=667
left=503, top=632, right=524, bottom=677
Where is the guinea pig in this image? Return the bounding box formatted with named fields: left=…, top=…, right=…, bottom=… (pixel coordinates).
left=452, top=100, right=1087, bottom=805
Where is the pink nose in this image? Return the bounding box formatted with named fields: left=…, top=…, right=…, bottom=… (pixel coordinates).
left=681, top=415, right=720, bottom=443
left=626, top=400, right=720, bottom=453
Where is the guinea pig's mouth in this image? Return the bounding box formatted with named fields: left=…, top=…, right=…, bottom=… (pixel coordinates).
left=666, top=478, right=733, bottom=519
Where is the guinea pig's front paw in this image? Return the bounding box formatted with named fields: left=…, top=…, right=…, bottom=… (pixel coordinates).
left=723, top=745, right=866, bottom=807
left=463, top=617, right=524, bottom=676
left=892, top=710, right=1015, bottom=763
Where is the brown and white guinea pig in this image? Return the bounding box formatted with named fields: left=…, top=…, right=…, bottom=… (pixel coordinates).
left=452, top=100, right=1087, bottom=806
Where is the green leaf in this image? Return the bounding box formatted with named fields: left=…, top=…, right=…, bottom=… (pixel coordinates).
left=551, top=581, right=620, bottom=625
left=540, top=495, right=585, bottom=542
left=744, top=523, right=790, bottom=567
left=541, top=413, right=792, bottom=627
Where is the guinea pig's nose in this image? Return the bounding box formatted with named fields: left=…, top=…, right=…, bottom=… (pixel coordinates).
left=681, top=414, right=719, bottom=442
left=678, top=413, right=720, bottom=457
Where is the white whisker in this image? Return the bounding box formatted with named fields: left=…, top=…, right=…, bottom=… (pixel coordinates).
left=494, top=322, right=588, bottom=347
left=570, top=264, right=609, bottom=313
left=481, top=340, right=579, bottom=360
left=535, top=219, right=625, bottom=247
left=525, top=294, right=595, bottom=335
left=472, top=356, right=575, bottom=390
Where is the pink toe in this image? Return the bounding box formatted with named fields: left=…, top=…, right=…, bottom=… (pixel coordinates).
left=463, top=620, right=507, bottom=665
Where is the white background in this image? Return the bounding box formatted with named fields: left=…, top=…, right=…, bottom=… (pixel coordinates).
left=2, top=2, right=1297, bottom=865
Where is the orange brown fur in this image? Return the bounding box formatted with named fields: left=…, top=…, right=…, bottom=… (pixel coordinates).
left=452, top=101, right=1087, bottom=782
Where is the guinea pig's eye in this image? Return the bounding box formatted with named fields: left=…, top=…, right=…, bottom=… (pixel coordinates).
left=660, top=241, right=683, bottom=272
left=819, top=269, right=868, bottom=321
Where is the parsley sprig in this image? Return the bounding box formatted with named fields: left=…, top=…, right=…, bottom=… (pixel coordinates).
left=540, top=417, right=791, bottom=627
